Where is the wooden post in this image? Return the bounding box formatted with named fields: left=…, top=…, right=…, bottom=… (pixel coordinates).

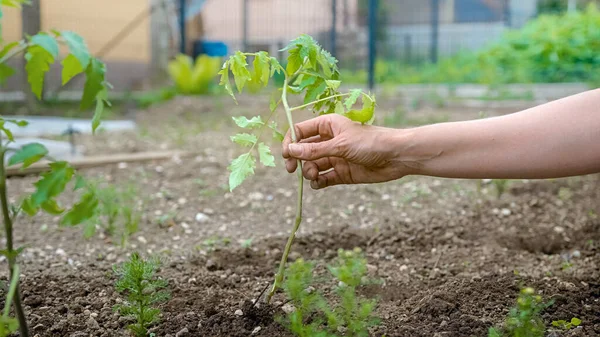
left=21, top=0, right=41, bottom=112
left=150, top=0, right=171, bottom=84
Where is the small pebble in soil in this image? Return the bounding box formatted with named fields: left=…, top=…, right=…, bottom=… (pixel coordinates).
left=137, top=236, right=147, bottom=244
left=252, top=326, right=262, bottom=335
left=195, top=212, right=210, bottom=223
left=400, top=265, right=408, bottom=272
left=175, top=327, right=190, bottom=337
left=235, top=309, right=243, bottom=316
left=206, top=259, right=218, bottom=271
left=281, top=303, right=296, bottom=314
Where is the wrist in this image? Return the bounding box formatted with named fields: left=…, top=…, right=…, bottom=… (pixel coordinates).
left=383, top=125, right=441, bottom=177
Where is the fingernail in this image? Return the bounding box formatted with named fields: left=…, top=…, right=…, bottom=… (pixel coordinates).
left=288, top=144, right=302, bottom=157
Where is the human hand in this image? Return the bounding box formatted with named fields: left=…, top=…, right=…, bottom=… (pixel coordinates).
left=283, top=114, right=411, bottom=189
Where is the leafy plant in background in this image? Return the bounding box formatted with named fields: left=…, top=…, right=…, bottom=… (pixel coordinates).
left=279, top=248, right=379, bottom=336
left=219, top=34, right=376, bottom=302
left=343, top=4, right=600, bottom=86
left=168, top=53, right=221, bottom=95
left=0, top=1, right=108, bottom=335
left=113, top=252, right=170, bottom=337
left=552, top=317, right=582, bottom=330
left=488, top=287, right=553, bottom=337
left=82, top=179, right=142, bottom=247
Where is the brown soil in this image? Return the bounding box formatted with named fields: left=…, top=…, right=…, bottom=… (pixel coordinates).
left=0, top=96, right=599, bottom=337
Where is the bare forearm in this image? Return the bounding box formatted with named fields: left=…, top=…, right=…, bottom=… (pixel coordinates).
left=395, top=89, right=600, bottom=179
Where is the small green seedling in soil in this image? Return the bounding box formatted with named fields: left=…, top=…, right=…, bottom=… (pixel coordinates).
left=279, top=248, right=379, bottom=337
left=492, top=179, right=510, bottom=199
left=82, top=179, right=142, bottom=246
left=0, top=1, right=109, bottom=335
left=113, top=252, right=170, bottom=337
left=552, top=317, right=582, bottom=330
left=488, top=287, right=553, bottom=337
left=219, top=34, right=376, bottom=302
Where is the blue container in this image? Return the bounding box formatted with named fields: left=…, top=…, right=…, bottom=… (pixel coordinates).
left=193, top=40, right=228, bottom=58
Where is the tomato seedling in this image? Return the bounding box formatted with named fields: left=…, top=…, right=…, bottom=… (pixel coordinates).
left=1, top=1, right=108, bottom=335
left=219, top=34, right=376, bottom=302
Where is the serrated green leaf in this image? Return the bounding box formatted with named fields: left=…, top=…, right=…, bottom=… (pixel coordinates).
left=21, top=197, right=37, bottom=216
left=30, top=161, right=74, bottom=208
left=30, top=33, right=59, bottom=59
left=8, top=143, right=48, bottom=168
left=304, top=78, right=327, bottom=105
left=0, top=120, right=14, bottom=141
left=325, top=80, right=341, bottom=90
left=228, top=153, right=256, bottom=191
left=0, top=63, right=14, bottom=85
left=74, top=175, right=86, bottom=190
left=344, top=93, right=376, bottom=124
left=218, top=60, right=235, bottom=101
left=81, top=58, right=106, bottom=110
left=232, top=116, right=264, bottom=129
left=25, top=45, right=54, bottom=99
left=286, top=49, right=302, bottom=76
left=270, top=57, right=282, bottom=76
left=344, top=89, right=362, bottom=109
left=92, top=88, right=108, bottom=133
left=571, top=318, right=582, bottom=326
left=230, top=133, right=257, bottom=147
left=60, top=31, right=90, bottom=68
left=268, top=121, right=284, bottom=142
left=61, top=54, right=84, bottom=85
left=0, top=41, right=20, bottom=59
left=258, top=142, right=275, bottom=167
left=41, top=199, right=64, bottom=215
left=230, top=51, right=251, bottom=93
left=298, top=75, right=317, bottom=90
left=252, top=51, right=270, bottom=86
left=334, top=101, right=344, bottom=115
left=5, top=119, right=27, bottom=127
left=61, top=192, right=98, bottom=226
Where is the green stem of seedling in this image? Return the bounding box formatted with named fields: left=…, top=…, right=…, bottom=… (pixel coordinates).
left=266, top=74, right=304, bottom=303
left=0, top=146, right=30, bottom=337
left=289, top=92, right=351, bottom=112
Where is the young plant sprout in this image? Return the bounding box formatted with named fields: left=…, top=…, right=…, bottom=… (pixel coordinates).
left=219, top=35, right=376, bottom=302
left=0, top=1, right=109, bottom=335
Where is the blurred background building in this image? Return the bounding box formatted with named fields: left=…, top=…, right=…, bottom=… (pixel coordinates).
left=0, top=0, right=597, bottom=93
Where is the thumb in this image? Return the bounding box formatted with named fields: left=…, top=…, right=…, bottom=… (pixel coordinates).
left=288, top=140, right=340, bottom=161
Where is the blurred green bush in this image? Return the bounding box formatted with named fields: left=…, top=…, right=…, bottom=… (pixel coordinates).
left=343, top=4, right=600, bottom=85
left=168, top=54, right=221, bottom=94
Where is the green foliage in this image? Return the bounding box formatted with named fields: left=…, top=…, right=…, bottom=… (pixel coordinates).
left=79, top=179, right=142, bottom=246
left=0, top=265, right=20, bottom=337
left=134, top=86, right=177, bottom=109
left=489, top=287, right=552, bottom=337
left=552, top=317, right=582, bottom=330
left=167, top=54, right=221, bottom=95
left=221, top=34, right=376, bottom=191
left=492, top=179, right=510, bottom=199
left=7, top=143, right=47, bottom=168
left=279, top=248, right=379, bottom=337
left=113, top=253, right=170, bottom=337
left=344, top=5, right=600, bottom=85
left=228, top=152, right=256, bottom=192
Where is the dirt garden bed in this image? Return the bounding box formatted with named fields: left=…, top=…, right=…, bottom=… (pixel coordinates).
left=0, top=96, right=598, bottom=336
